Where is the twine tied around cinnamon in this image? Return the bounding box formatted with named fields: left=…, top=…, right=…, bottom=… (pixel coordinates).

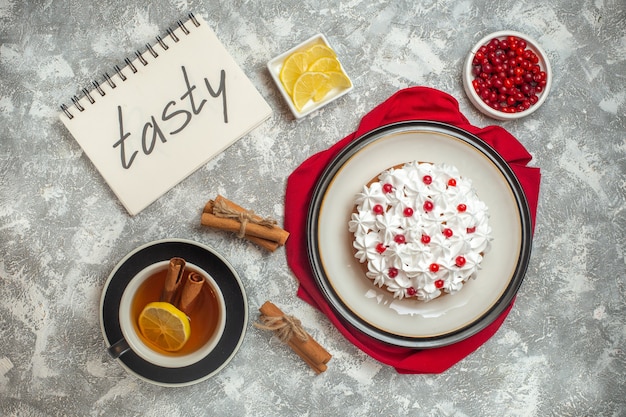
left=212, top=197, right=277, bottom=238
left=255, top=313, right=309, bottom=343
left=256, top=301, right=331, bottom=374
left=201, top=196, right=289, bottom=252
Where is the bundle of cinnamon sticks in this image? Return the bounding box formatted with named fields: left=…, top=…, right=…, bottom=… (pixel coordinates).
left=201, top=195, right=289, bottom=251
left=256, top=301, right=332, bottom=374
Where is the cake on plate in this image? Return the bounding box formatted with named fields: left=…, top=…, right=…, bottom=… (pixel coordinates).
left=348, top=161, right=492, bottom=301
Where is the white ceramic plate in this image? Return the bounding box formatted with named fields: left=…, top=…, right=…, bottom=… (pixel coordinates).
left=267, top=34, right=353, bottom=119
left=307, top=121, right=532, bottom=348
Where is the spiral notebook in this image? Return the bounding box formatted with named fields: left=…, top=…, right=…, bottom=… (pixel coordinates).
left=59, top=13, right=272, bottom=215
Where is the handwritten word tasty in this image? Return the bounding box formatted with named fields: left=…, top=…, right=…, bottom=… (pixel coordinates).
left=113, top=65, right=228, bottom=169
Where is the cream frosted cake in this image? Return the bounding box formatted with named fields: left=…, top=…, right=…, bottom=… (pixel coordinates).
left=348, top=161, right=492, bottom=302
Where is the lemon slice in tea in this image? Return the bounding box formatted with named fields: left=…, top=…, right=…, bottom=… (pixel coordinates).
left=138, top=302, right=191, bottom=352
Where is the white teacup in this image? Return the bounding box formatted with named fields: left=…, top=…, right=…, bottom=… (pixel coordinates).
left=108, top=261, right=226, bottom=368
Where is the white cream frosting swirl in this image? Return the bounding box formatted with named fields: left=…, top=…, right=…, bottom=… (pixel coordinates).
left=348, top=162, right=493, bottom=301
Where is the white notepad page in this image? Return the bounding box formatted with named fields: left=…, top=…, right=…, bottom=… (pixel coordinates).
left=59, top=14, right=272, bottom=215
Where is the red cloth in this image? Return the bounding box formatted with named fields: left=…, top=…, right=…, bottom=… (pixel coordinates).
left=284, top=86, right=541, bottom=373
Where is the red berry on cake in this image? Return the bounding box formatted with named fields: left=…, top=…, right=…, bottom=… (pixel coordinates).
left=376, top=243, right=386, bottom=254
left=373, top=204, right=384, bottom=214
left=455, top=256, right=466, bottom=267
left=429, top=263, right=440, bottom=272
left=403, top=207, right=414, bottom=217
left=435, top=279, right=444, bottom=289
left=443, top=228, right=453, bottom=238
left=421, top=234, right=431, bottom=244
left=382, top=183, right=393, bottom=193
left=448, top=178, right=457, bottom=187
left=394, top=234, right=406, bottom=244
left=423, top=200, right=434, bottom=212
left=407, top=287, right=417, bottom=296
left=457, top=203, right=467, bottom=212
left=422, top=175, right=432, bottom=185
left=388, top=267, right=398, bottom=278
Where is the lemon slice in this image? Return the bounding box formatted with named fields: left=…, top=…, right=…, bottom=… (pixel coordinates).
left=292, top=72, right=331, bottom=111
left=305, top=44, right=337, bottom=62
left=308, top=57, right=342, bottom=73
left=326, top=71, right=352, bottom=89
left=312, top=71, right=352, bottom=102
left=138, top=302, right=191, bottom=352
left=279, top=51, right=309, bottom=95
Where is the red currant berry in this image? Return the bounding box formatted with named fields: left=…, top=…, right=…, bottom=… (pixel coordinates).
left=429, top=263, right=440, bottom=272
left=406, top=287, right=417, bottom=296
left=403, top=207, right=414, bottom=217
left=376, top=243, right=386, bottom=254
left=394, top=234, right=406, bottom=244
left=422, top=175, right=432, bottom=185
left=435, top=279, right=444, bottom=289
left=443, top=228, right=453, bottom=238
left=457, top=203, right=467, bottom=212
left=447, top=178, right=457, bottom=187
left=423, top=201, right=434, bottom=212
left=466, top=226, right=476, bottom=234
left=388, top=267, right=398, bottom=278
left=421, top=234, right=431, bottom=244
left=455, top=256, right=466, bottom=267
left=382, top=183, right=393, bottom=193
left=373, top=204, right=384, bottom=215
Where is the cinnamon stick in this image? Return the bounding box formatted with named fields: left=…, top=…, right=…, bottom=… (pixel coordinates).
left=256, top=301, right=332, bottom=374
left=201, top=196, right=289, bottom=250
left=177, top=271, right=204, bottom=316
left=209, top=196, right=289, bottom=244
left=160, top=257, right=186, bottom=305
left=203, top=202, right=279, bottom=251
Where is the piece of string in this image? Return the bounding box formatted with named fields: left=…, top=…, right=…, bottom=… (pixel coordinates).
left=212, top=198, right=277, bottom=238
left=254, top=314, right=309, bottom=343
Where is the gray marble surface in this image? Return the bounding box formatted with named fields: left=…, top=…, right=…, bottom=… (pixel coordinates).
left=1, top=0, right=625, bottom=416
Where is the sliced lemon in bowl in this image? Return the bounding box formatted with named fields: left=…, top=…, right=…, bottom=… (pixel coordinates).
left=279, top=51, right=309, bottom=95
left=305, top=44, right=337, bottom=62
left=326, top=71, right=352, bottom=89
left=138, top=301, right=191, bottom=352
left=312, top=71, right=353, bottom=102
left=308, top=56, right=342, bottom=72
left=292, top=72, right=331, bottom=111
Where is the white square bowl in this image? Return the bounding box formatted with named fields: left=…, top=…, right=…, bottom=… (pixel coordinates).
left=267, top=34, right=353, bottom=119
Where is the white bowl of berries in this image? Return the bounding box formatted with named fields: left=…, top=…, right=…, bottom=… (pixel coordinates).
left=463, top=30, right=552, bottom=120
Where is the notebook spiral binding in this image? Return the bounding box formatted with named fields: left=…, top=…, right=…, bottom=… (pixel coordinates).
left=60, top=12, right=200, bottom=120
